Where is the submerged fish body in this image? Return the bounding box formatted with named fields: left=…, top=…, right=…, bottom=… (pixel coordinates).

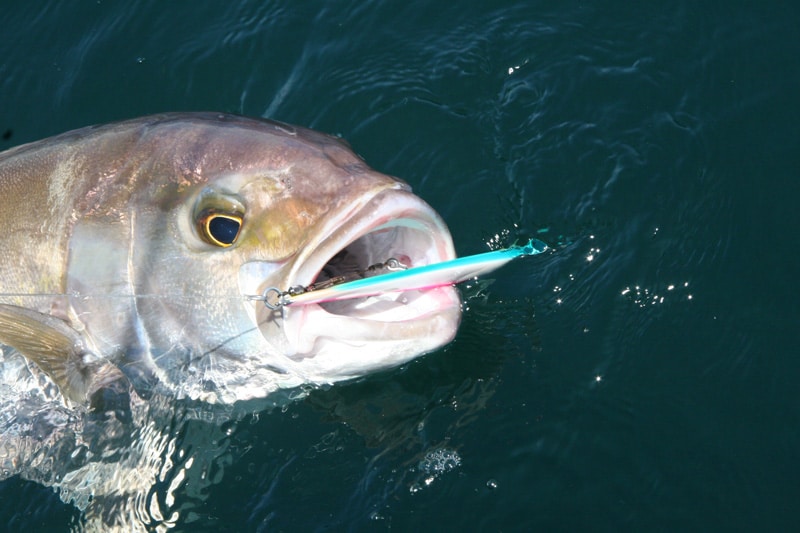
left=0, top=113, right=461, bottom=407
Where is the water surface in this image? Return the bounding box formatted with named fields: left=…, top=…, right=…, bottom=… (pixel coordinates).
left=1, top=1, right=798, bottom=530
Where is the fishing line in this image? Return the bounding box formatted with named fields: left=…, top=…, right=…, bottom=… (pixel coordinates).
left=0, top=239, right=549, bottom=308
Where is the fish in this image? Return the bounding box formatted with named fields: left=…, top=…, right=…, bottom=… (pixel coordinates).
left=0, top=112, right=462, bottom=407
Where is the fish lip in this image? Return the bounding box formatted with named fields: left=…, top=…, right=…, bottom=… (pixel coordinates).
left=277, top=187, right=462, bottom=361
left=288, top=187, right=457, bottom=289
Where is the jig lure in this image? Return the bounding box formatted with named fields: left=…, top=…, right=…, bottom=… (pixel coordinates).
left=260, top=238, right=548, bottom=309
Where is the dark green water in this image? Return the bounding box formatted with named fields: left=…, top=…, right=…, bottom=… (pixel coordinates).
left=2, top=1, right=799, bottom=530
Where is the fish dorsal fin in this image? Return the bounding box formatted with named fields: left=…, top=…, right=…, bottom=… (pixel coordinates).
left=0, top=304, right=106, bottom=405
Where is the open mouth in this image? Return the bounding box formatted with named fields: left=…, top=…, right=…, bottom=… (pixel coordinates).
left=277, top=189, right=462, bottom=357
left=306, top=229, right=415, bottom=316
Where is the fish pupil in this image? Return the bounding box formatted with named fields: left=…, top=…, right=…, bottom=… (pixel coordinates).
left=208, top=216, right=240, bottom=245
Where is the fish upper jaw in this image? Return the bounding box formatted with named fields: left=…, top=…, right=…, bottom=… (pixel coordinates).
left=257, top=188, right=462, bottom=384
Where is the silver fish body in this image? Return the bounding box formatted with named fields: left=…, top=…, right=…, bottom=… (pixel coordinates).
left=0, top=113, right=461, bottom=405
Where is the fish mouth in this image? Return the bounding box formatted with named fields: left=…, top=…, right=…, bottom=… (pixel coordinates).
left=271, top=188, right=462, bottom=379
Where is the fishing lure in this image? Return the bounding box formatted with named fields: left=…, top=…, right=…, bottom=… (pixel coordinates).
left=260, top=238, right=548, bottom=309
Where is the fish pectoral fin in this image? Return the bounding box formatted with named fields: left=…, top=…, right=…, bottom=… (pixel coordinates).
left=0, top=304, right=105, bottom=405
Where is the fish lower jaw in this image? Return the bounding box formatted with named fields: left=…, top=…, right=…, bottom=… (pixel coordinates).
left=281, top=285, right=461, bottom=379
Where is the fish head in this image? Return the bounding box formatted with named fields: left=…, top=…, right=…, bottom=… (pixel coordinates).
left=68, top=114, right=461, bottom=403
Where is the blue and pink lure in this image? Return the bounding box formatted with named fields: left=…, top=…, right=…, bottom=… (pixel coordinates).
left=269, top=238, right=547, bottom=308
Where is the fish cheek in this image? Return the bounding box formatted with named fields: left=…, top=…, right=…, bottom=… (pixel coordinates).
left=240, top=198, right=324, bottom=258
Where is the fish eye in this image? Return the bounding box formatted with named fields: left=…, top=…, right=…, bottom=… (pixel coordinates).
left=200, top=212, right=243, bottom=247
